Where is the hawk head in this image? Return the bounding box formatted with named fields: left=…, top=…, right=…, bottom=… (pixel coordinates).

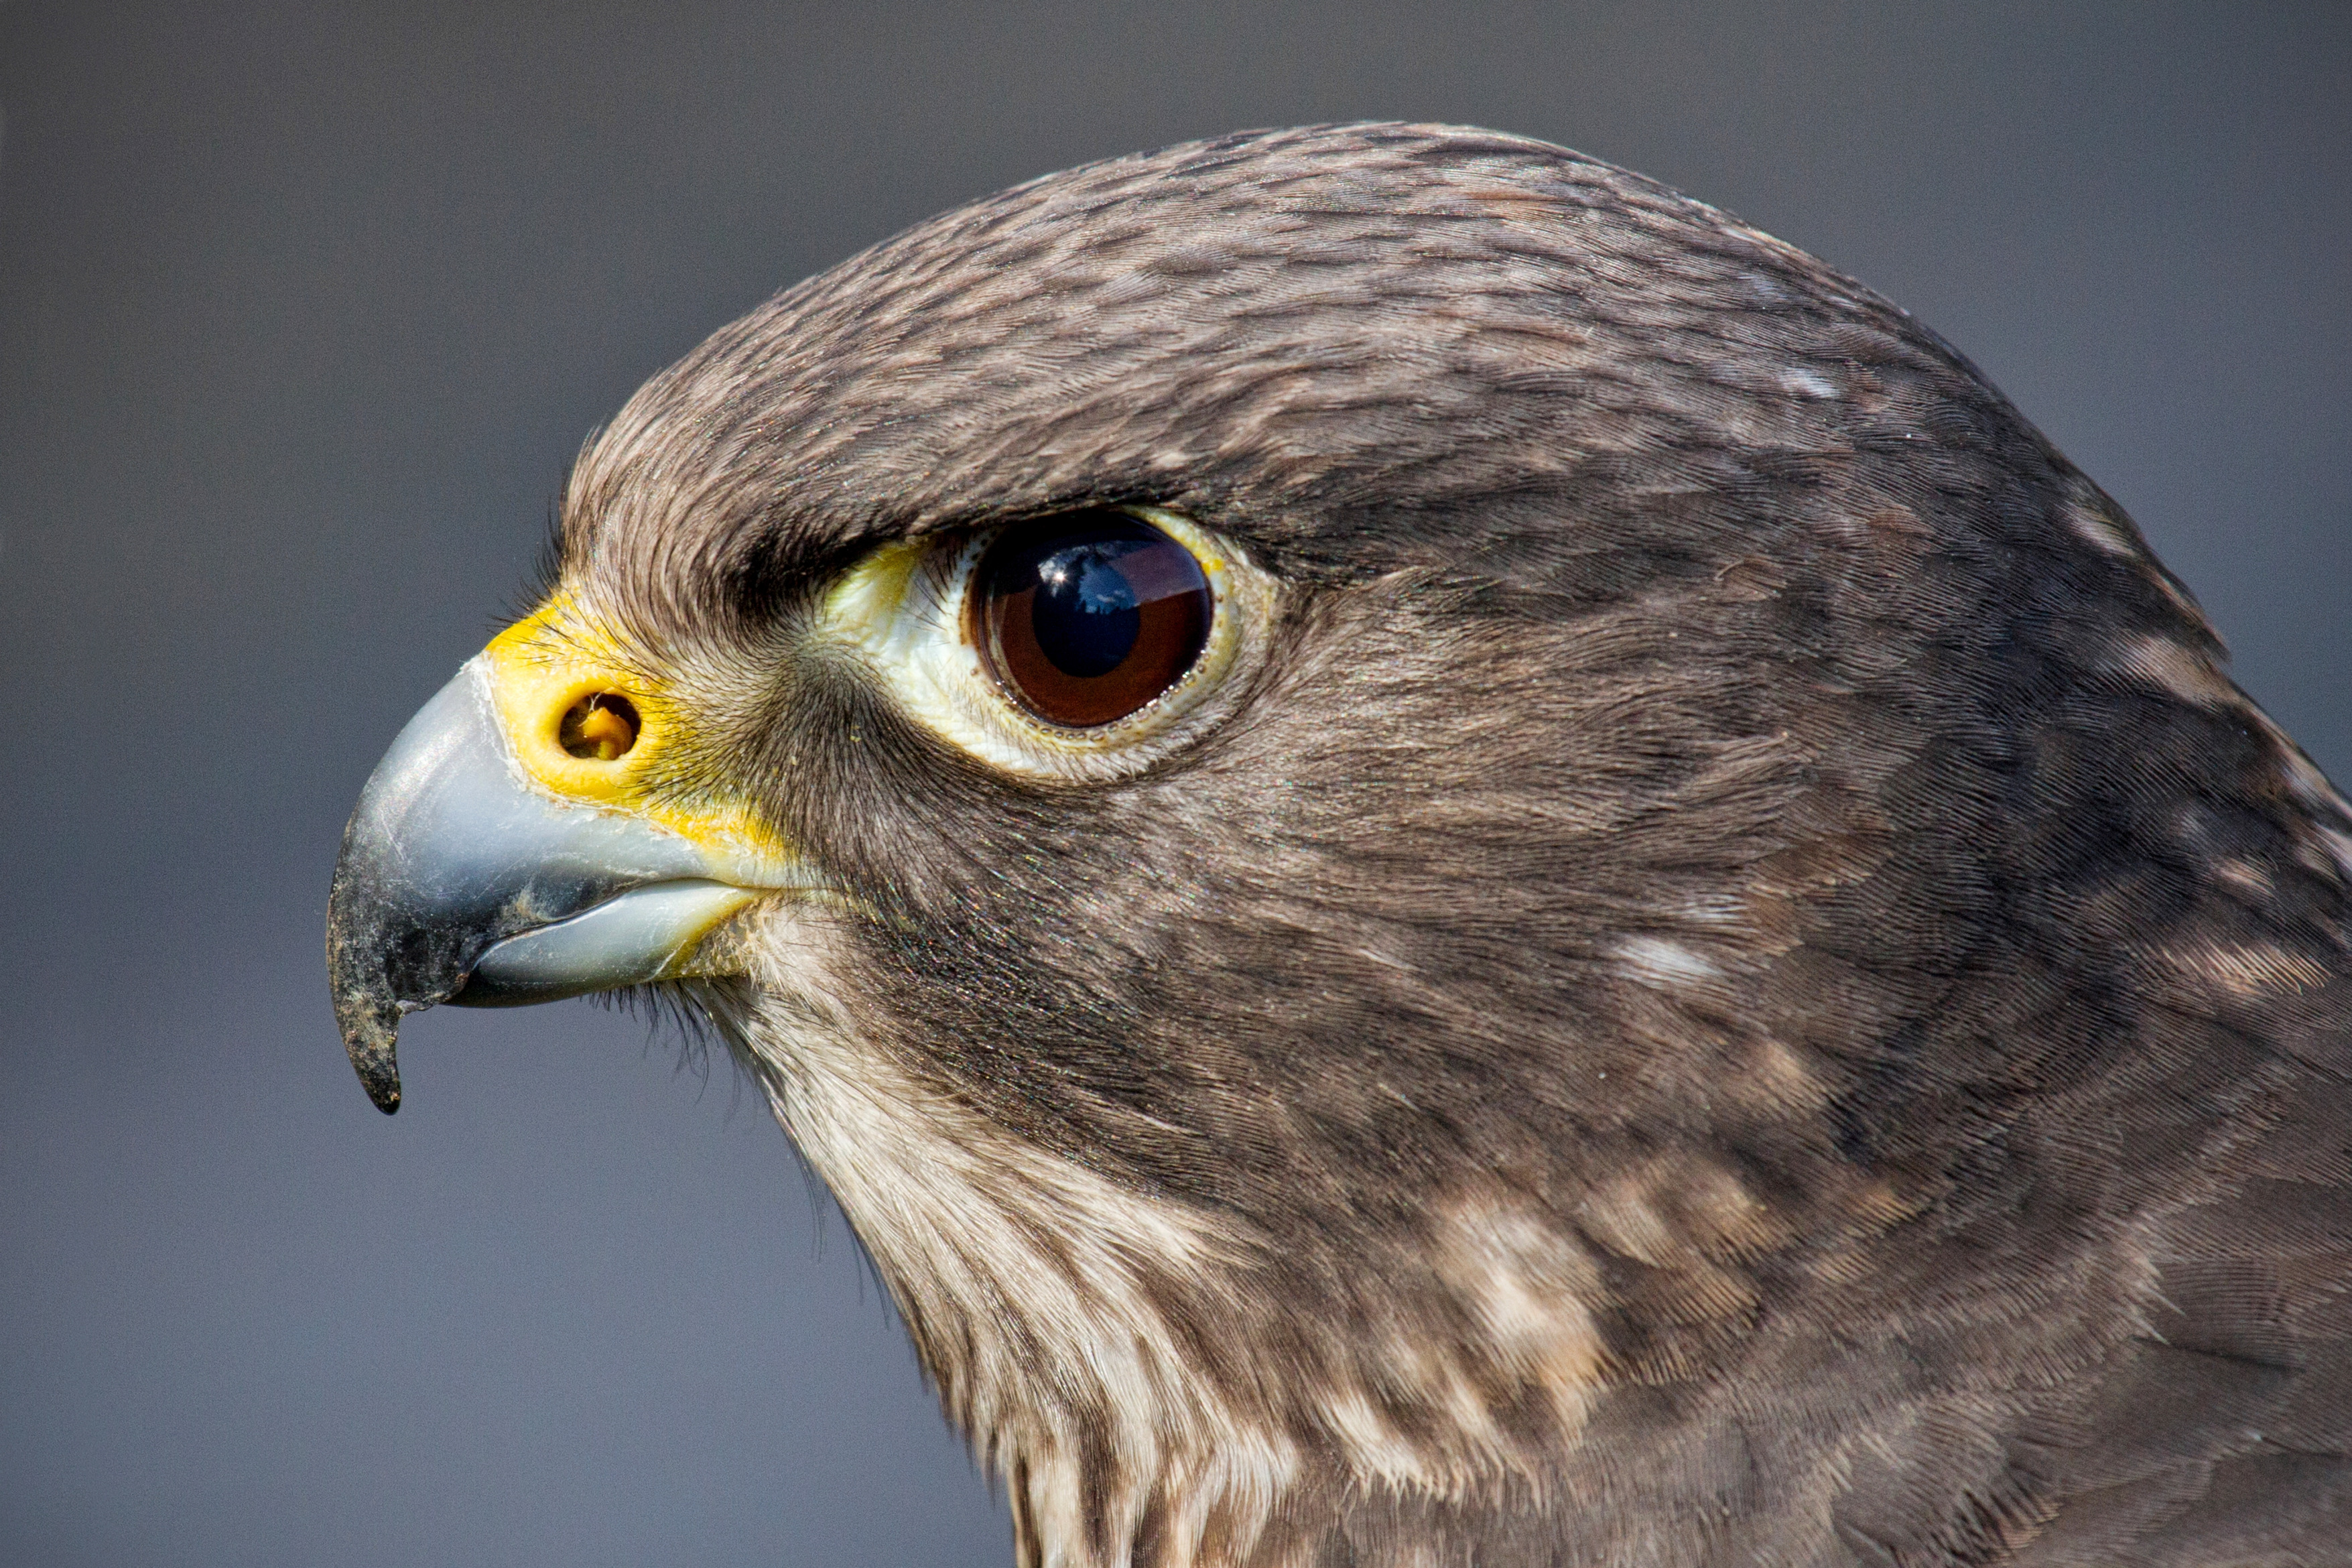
left=328, top=125, right=2352, bottom=1566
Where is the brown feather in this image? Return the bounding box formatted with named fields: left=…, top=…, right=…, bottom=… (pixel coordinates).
left=549, top=125, right=2352, bottom=1565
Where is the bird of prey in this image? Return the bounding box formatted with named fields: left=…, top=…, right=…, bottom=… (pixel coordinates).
left=328, top=125, right=2352, bottom=1566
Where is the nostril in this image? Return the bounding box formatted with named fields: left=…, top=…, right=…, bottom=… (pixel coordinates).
left=560, top=693, right=641, bottom=760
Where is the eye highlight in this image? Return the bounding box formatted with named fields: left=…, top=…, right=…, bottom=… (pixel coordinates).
left=967, top=512, right=1213, bottom=727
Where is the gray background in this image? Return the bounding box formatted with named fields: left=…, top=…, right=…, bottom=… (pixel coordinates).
left=1, top=3, right=2345, bottom=1563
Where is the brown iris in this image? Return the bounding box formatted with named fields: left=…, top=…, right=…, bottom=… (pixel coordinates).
left=968, top=513, right=1214, bottom=728
left=559, top=693, right=641, bottom=759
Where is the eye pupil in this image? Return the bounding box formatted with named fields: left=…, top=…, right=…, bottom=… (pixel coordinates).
left=1031, top=547, right=1142, bottom=677
left=971, top=513, right=1213, bottom=728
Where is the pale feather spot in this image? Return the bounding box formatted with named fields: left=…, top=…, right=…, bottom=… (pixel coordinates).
left=1677, top=1158, right=1783, bottom=1257
left=2315, top=825, right=2352, bottom=882
left=1737, top=1036, right=1829, bottom=1114
left=1578, top=1175, right=1678, bottom=1267
left=2275, top=738, right=2351, bottom=818
left=1580, top=1157, right=1778, bottom=1270
left=2113, top=635, right=2238, bottom=710
left=1432, top=1199, right=1606, bottom=1445
left=1318, top=1388, right=1432, bottom=1490
left=1614, top=935, right=1723, bottom=992
left=2067, top=502, right=2141, bottom=558
left=2153, top=937, right=2331, bottom=998
left=2142, top=562, right=2210, bottom=624
left=1778, top=366, right=1838, bottom=399
left=2209, top=858, right=2275, bottom=901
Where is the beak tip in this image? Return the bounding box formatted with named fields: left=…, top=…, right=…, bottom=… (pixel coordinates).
left=365, top=1071, right=403, bottom=1116
left=329, top=836, right=413, bottom=1116
left=336, top=993, right=406, bottom=1115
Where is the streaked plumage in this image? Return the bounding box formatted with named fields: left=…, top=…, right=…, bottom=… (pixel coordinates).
left=330, top=125, right=2352, bottom=1565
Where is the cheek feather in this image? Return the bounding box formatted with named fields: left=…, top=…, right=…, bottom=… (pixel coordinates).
left=712, top=906, right=1306, bottom=1565
left=704, top=901, right=1703, bottom=1557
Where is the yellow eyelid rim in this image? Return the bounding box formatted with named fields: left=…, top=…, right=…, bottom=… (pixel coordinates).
left=822, top=505, right=1260, bottom=779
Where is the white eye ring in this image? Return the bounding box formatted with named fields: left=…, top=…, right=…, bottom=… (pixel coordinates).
left=819, top=506, right=1272, bottom=781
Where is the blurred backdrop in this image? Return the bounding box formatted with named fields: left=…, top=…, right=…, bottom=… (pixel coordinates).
left=1, top=4, right=2346, bottom=1564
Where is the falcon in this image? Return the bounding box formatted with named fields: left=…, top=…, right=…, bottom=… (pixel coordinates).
left=327, top=125, right=2352, bottom=1566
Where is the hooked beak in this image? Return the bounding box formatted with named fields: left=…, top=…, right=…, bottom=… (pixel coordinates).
left=327, top=612, right=807, bottom=1113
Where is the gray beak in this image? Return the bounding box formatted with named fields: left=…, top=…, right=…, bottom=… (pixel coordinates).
left=326, top=658, right=780, bottom=1114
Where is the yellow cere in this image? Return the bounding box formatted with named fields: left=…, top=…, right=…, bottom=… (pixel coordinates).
left=482, top=596, right=799, bottom=880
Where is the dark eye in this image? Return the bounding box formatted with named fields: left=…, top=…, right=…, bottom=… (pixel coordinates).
left=968, top=511, right=1214, bottom=728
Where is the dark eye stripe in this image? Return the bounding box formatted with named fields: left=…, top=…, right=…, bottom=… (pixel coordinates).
left=968, top=513, right=1213, bottom=729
